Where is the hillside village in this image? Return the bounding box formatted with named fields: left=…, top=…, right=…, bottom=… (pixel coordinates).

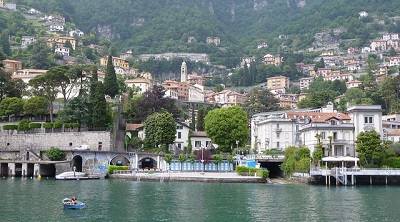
left=1, top=2, right=400, bottom=164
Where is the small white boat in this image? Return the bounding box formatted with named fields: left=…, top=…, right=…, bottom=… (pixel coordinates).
left=56, top=171, right=86, bottom=180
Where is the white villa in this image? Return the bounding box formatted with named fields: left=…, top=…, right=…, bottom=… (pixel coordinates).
left=251, top=104, right=384, bottom=157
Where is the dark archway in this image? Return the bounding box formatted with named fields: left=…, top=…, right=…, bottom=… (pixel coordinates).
left=72, top=155, right=83, bottom=172
left=110, top=156, right=130, bottom=166
left=139, top=157, right=157, bottom=170
left=259, top=162, right=284, bottom=178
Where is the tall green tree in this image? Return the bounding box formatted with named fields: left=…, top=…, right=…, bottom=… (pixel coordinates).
left=0, top=70, right=25, bottom=102
left=164, top=154, right=174, bottom=171
left=23, top=96, right=48, bottom=117
left=205, top=106, right=249, bottom=152
left=143, top=112, right=176, bottom=152
left=57, top=96, right=90, bottom=127
left=92, top=82, right=109, bottom=129
left=28, top=38, right=53, bottom=69
left=243, top=87, right=280, bottom=119
left=88, top=66, right=99, bottom=128
left=178, top=153, right=187, bottom=171
left=196, top=106, right=206, bottom=131
left=0, top=30, right=11, bottom=56
left=212, top=154, right=223, bottom=171
left=0, top=97, right=24, bottom=121
left=29, top=69, right=64, bottom=122
left=103, top=55, right=119, bottom=98
left=355, top=130, right=384, bottom=167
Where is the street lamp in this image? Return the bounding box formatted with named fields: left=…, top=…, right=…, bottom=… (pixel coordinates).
left=236, top=140, right=239, bottom=166
left=201, top=147, right=205, bottom=172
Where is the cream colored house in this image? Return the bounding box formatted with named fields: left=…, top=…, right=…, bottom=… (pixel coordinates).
left=125, top=78, right=152, bottom=95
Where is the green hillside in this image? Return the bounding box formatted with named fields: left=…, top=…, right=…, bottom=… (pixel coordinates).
left=8, top=0, right=400, bottom=61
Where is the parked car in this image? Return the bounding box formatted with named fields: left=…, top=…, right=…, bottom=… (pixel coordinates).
left=74, top=145, right=90, bottom=150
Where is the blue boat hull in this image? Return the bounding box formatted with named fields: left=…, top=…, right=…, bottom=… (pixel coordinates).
left=62, top=198, right=86, bottom=209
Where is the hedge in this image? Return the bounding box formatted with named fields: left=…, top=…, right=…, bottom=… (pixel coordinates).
left=71, top=123, right=80, bottom=128
left=108, top=165, right=130, bottom=174
left=236, top=166, right=269, bottom=178
left=42, top=123, right=53, bottom=129
left=2, top=125, right=18, bottom=130
left=29, top=123, right=42, bottom=129
left=53, top=122, right=63, bottom=129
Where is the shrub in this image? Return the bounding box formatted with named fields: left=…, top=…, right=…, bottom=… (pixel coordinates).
left=107, top=165, right=130, bottom=174
left=29, top=123, right=42, bottom=129
left=383, top=157, right=400, bottom=168
left=236, top=166, right=269, bottom=178
left=71, top=123, right=80, bottom=128
left=42, top=123, right=53, bottom=129
left=64, top=123, right=71, bottom=128
left=18, top=119, right=31, bottom=132
left=53, top=122, right=63, bottom=129
left=2, top=124, right=18, bottom=130
left=46, top=147, right=66, bottom=161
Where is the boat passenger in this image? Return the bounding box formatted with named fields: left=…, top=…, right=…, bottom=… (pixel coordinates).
left=71, top=195, right=77, bottom=205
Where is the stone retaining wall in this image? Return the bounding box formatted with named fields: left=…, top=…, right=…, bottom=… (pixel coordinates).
left=0, top=131, right=112, bottom=152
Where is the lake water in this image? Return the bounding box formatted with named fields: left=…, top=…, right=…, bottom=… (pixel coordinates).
left=1, top=178, right=400, bottom=221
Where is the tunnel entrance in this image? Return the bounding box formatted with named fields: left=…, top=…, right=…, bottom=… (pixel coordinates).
left=139, top=157, right=157, bottom=170
left=72, top=155, right=83, bottom=172
left=259, top=162, right=284, bottom=178
left=110, top=156, right=130, bottom=166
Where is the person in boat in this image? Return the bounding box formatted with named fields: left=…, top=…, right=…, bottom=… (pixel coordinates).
left=71, top=195, right=77, bottom=205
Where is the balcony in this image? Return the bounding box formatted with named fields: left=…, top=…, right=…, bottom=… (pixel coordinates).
left=275, top=128, right=282, bottom=132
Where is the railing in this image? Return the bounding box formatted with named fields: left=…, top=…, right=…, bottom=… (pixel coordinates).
left=310, top=167, right=400, bottom=176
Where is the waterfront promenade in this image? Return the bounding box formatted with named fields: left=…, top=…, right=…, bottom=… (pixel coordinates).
left=109, top=171, right=267, bottom=183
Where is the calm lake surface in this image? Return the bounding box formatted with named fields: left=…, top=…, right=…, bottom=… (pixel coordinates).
left=1, top=178, right=400, bottom=222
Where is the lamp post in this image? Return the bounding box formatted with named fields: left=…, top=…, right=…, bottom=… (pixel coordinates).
left=236, top=140, right=239, bottom=166
left=201, top=147, right=205, bottom=172
left=73, top=166, right=76, bottom=177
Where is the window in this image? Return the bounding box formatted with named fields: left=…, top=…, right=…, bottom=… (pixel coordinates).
left=321, top=132, right=326, bottom=139
left=364, top=116, right=373, bottom=124
left=277, top=142, right=280, bottom=148
left=330, top=120, right=337, bottom=125
left=178, top=132, right=181, bottom=139
left=276, top=133, right=280, bottom=139
left=206, top=141, right=211, bottom=147
left=98, top=142, right=102, bottom=151
left=195, top=141, right=201, bottom=148
left=69, top=142, right=72, bottom=146
left=177, top=143, right=181, bottom=149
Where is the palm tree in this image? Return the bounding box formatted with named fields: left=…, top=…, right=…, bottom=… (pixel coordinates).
left=327, top=135, right=333, bottom=156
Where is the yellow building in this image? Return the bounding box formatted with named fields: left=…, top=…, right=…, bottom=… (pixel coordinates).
left=47, top=37, right=77, bottom=50
left=266, top=75, right=290, bottom=92
left=2, top=59, right=22, bottom=74
left=100, top=56, right=130, bottom=70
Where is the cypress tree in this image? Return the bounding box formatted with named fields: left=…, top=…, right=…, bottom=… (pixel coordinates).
left=103, top=55, right=119, bottom=98
left=196, top=106, right=205, bottom=131
left=92, top=82, right=108, bottom=129
left=88, top=67, right=98, bottom=129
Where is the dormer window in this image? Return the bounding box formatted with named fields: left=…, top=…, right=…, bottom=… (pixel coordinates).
left=330, top=120, right=337, bottom=125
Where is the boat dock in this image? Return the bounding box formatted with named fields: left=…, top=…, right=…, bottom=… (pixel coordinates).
left=311, top=167, right=400, bottom=186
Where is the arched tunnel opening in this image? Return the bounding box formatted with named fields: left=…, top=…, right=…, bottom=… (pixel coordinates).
left=259, top=161, right=284, bottom=178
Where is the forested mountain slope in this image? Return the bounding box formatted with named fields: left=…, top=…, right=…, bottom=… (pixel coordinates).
left=12, top=0, right=400, bottom=56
